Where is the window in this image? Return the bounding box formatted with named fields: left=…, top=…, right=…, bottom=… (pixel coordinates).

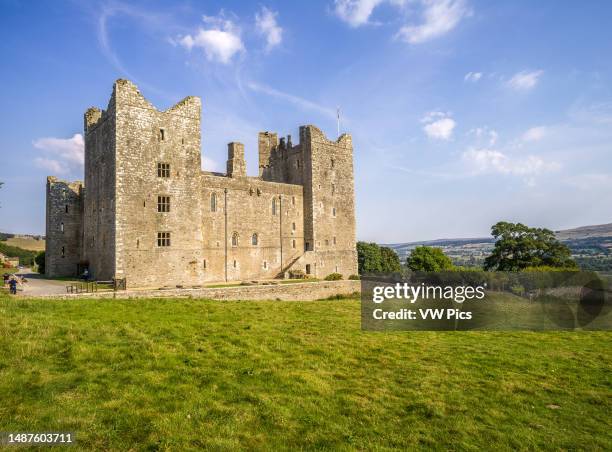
left=263, top=261, right=268, bottom=269
left=331, top=158, right=335, bottom=168
left=157, top=196, right=170, bottom=213
left=137, top=239, right=140, bottom=249
left=157, top=232, right=171, bottom=247
left=252, top=233, right=258, bottom=246
left=292, top=239, right=296, bottom=249
left=292, top=222, right=296, bottom=232
left=306, top=264, right=311, bottom=274
left=159, top=128, right=166, bottom=141
left=292, top=196, right=295, bottom=205
left=332, top=184, right=335, bottom=195
left=332, top=207, right=336, bottom=217
left=158, top=163, right=170, bottom=178
left=296, top=159, right=300, bottom=169
left=325, top=239, right=329, bottom=246
left=211, top=193, right=217, bottom=212
left=333, top=236, right=336, bottom=245
left=60, top=222, right=64, bottom=233
left=65, top=205, right=69, bottom=213
left=233, top=260, right=237, bottom=268
left=232, top=232, right=239, bottom=247
left=203, top=259, right=207, bottom=269
left=61, top=246, right=65, bottom=258
left=305, top=242, right=311, bottom=251
left=272, top=198, right=277, bottom=215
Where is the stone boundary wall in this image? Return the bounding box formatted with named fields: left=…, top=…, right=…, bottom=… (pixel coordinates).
left=35, top=280, right=361, bottom=301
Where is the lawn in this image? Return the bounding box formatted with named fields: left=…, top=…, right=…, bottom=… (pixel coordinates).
left=0, top=295, right=610, bottom=450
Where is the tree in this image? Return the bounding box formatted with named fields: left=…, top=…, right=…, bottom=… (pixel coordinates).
left=406, top=246, right=454, bottom=272
left=35, top=251, right=45, bottom=274
left=380, top=246, right=402, bottom=272
left=357, top=242, right=402, bottom=274
left=483, top=221, right=577, bottom=271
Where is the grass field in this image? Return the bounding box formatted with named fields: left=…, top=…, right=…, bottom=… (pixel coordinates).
left=0, top=295, right=610, bottom=450
left=3, top=237, right=45, bottom=251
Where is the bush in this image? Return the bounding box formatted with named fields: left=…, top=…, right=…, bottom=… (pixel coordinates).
left=348, top=274, right=360, bottom=280
left=35, top=251, right=45, bottom=274
left=324, top=273, right=343, bottom=281
left=288, top=269, right=306, bottom=279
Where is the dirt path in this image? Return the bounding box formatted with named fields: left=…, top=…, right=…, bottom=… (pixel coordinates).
left=10, top=269, right=72, bottom=296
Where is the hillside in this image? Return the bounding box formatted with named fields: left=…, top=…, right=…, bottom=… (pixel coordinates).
left=4, top=236, right=46, bottom=251
left=385, top=223, right=612, bottom=271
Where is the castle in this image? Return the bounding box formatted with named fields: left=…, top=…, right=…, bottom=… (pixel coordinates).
left=45, top=79, right=357, bottom=287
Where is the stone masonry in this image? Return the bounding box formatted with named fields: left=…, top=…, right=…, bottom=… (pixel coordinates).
left=45, top=79, right=358, bottom=287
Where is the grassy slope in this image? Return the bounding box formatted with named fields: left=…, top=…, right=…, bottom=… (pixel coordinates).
left=0, top=296, right=610, bottom=451
left=4, top=237, right=46, bottom=252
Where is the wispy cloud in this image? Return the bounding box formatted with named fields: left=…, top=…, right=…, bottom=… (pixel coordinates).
left=33, top=133, right=84, bottom=175
left=177, top=12, right=244, bottom=64
left=255, top=6, right=283, bottom=51
left=469, top=126, right=498, bottom=146
left=507, top=69, right=543, bottom=91
left=464, top=71, right=482, bottom=82
left=397, top=0, right=471, bottom=44
left=462, top=148, right=559, bottom=179
left=522, top=126, right=547, bottom=142
left=333, top=0, right=385, bottom=27
left=421, top=111, right=456, bottom=140
left=246, top=81, right=337, bottom=120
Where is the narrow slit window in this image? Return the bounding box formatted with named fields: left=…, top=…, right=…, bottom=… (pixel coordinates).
left=159, top=129, right=166, bottom=141
left=61, top=246, right=65, bottom=257
left=211, top=193, right=217, bottom=212
left=60, top=222, right=64, bottom=233
left=232, top=232, right=239, bottom=247
left=292, top=239, right=296, bottom=249
left=157, top=232, right=171, bottom=247
left=65, top=205, right=69, bottom=213
left=292, top=222, right=296, bottom=231
left=252, top=233, right=258, bottom=246
left=332, top=207, right=336, bottom=217
left=157, top=196, right=170, bottom=212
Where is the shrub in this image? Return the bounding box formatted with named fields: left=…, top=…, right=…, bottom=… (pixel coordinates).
left=35, top=251, right=45, bottom=274
left=324, top=273, right=343, bottom=281
left=288, top=269, right=306, bottom=279
left=348, top=274, right=360, bottom=280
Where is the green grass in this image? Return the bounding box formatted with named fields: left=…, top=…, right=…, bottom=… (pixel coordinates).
left=0, top=295, right=610, bottom=450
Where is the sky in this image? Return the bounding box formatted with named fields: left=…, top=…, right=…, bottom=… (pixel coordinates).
left=0, top=0, right=611, bottom=242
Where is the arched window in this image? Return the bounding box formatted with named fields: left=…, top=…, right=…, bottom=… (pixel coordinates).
left=252, top=233, right=258, bottom=246
left=231, top=232, right=239, bottom=247
left=211, top=193, right=217, bottom=212
left=272, top=197, right=277, bottom=215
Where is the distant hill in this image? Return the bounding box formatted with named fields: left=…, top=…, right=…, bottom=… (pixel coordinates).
left=383, top=223, right=612, bottom=271
left=0, top=233, right=45, bottom=252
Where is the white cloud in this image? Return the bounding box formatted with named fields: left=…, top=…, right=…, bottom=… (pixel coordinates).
left=202, top=156, right=220, bottom=172
left=522, top=126, right=547, bottom=142
left=178, top=14, right=244, bottom=64
left=247, top=81, right=337, bottom=120
left=422, top=111, right=456, bottom=140
left=33, top=133, right=84, bottom=175
left=34, top=158, right=66, bottom=174
left=469, top=127, right=498, bottom=146
left=333, top=0, right=385, bottom=27
left=462, top=148, right=559, bottom=177
left=507, top=70, right=543, bottom=91
left=255, top=7, right=283, bottom=51
left=397, top=0, right=470, bottom=44
left=464, top=71, right=482, bottom=82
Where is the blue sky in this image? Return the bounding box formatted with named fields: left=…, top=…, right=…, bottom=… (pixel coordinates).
left=1, top=0, right=611, bottom=242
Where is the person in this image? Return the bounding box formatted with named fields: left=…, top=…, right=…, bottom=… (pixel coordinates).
left=8, top=277, right=17, bottom=295
left=82, top=268, right=89, bottom=281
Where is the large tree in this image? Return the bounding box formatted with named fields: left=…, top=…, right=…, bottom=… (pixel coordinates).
left=357, top=242, right=401, bottom=274
left=406, top=246, right=454, bottom=272
left=483, top=221, right=577, bottom=271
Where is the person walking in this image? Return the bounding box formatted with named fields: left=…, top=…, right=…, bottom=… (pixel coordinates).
left=8, top=277, right=17, bottom=295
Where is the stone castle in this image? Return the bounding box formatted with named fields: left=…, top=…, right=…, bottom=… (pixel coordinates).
left=45, top=79, right=357, bottom=287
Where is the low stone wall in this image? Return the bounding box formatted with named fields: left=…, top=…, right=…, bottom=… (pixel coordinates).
left=35, top=280, right=361, bottom=301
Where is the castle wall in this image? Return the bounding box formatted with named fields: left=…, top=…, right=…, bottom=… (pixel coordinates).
left=82, top=102, right=116, bottom=280
left=201, top=175, right=304, bottom=283
left=45, top=177, right=83, bottom=277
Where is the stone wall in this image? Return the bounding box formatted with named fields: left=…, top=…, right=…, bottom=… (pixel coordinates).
left=45, top=177, right=83, bottom=277
left=39, top=280, right=361, bottom=301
